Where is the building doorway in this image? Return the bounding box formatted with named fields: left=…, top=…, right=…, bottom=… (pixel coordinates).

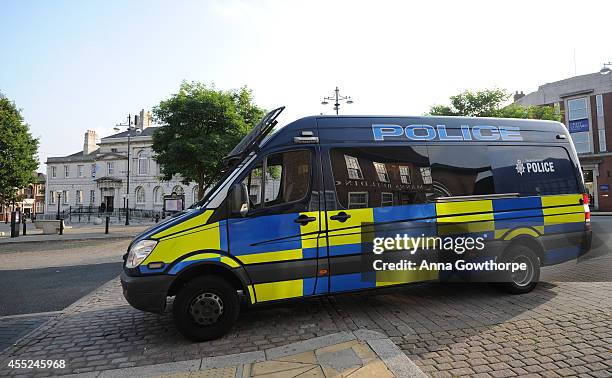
left=104, top=196, right=114, bottom=212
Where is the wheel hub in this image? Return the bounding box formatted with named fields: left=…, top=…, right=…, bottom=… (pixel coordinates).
left=510, top=255, right=534, bottom=287
left=189, top=292, right=224, bottom=326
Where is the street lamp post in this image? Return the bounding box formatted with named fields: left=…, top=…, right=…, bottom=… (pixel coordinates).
left=56, top=192, right=61, bottom=220
left=600, top=62, right=612, bottom=75
left=321, top=86, right=353, bottom=115
left=114, top=115, right=142, bottom=226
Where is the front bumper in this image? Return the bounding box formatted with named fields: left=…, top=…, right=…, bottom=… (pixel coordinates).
left=120, top=271, right=174, bottom=313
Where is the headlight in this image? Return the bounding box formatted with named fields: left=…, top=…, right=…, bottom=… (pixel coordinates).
left=125, top=240, right=158, bottom=268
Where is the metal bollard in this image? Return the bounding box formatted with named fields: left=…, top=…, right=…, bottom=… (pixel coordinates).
left=105, top=216, right=110, bottom=234
left=59, top=218, right=64, bottom=235
left=22, top=217, right=26, bottom=236
left=155, top=213, right=160, bottom=223
left=10, top=211, right=17, bottom=238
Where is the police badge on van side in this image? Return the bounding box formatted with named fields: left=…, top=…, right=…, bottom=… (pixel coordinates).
left=515, top=159, right=555, bottom=175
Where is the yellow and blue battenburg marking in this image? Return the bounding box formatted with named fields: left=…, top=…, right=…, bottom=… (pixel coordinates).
left=136, top=193, right=586, bottom=304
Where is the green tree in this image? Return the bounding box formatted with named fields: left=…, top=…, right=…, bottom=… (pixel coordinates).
left=152, top=82, right=265, bottom=200
left=429, top=88, right=560, bottom=121
left=0, top=93, right=39, bottom=207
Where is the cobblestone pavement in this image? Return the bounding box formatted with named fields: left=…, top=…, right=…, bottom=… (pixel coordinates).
left=1, top=251, right=610, bottom=377
left=0, top=225, right=611, bottom=377
left=0, top=315, right=56, bottom=354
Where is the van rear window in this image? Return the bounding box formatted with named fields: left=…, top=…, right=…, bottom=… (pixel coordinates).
left=489, top=146, right=578, bottom=196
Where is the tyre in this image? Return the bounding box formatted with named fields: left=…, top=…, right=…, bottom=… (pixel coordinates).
left=497, top=245, right=540, bottom=294
left=172, top=276, right=240, bottom=341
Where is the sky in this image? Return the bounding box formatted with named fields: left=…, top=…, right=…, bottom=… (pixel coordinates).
left=2, top=0, right=612, bottom=171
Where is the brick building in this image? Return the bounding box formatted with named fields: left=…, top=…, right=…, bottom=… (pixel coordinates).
left=0, top=172, right=46, bottom=222
left=515, top=71, right=612, bottom=211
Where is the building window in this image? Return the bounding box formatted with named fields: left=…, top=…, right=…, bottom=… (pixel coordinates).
left=62, top=190, right=69, bottom=205
left=373, top=162, right=389, bottom=182
left=91, top=164, right=96, bottom=178
left=568, top=97, right=588, bottom=120
left=90, top=190, right=95, bottom=205
left=599, top=130, right=607, bottom=153
left=381, top=192, right=394, bottom=207
left=172, top=185, right=184, bottom=196
left=49, top=191, right=55, bottom=204
left=107, top=162, right=114, bottom=175
left=344, top=155, right=363, bottom=179
left=135, top=186, right=145, bottom=204
left=399, top=166, right=411, bottom=184
left=420, top=167, right=432, bottom=185
left=51, top=166, right=57, bottom=179
left=37, top=185, right=45, bottom=196
left=596, top=95, right=604, bottom=117
left=64, top=165, right=69, bottom=178
left=596, top=95, right=606, bottom=152
left=192, top=186, right=199, bottom=204
left=76, top=190, right=83, bottom=204
left=153, top=186, right=164, bottom=204
left=348, top=192, right=369, bottom=209
left=35, top=202, right=44, bottom=213
left=111, top=148, right=118, bottom=153
left=138, top=151, right=148, bottom=175
left=567, top=97, right=590, bottom=154
left=77, top=165, right=84, bottom=178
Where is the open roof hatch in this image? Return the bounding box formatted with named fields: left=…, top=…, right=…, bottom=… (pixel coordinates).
left=223, top=106, right=285, bottom=167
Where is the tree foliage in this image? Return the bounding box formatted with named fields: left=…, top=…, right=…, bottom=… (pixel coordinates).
left=152, top=82, right=265, bottom=200
left=428, top=89, right=561, bottom=121
left=0, top=94, right=39, bottom=207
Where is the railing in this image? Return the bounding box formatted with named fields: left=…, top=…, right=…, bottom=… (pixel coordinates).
left=39, top=206, right=164, bottom=223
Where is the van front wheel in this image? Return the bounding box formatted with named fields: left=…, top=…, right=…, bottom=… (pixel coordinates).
left=172, top=276, right=239, bottom=341
left=498, top=245, right=540, bottom=294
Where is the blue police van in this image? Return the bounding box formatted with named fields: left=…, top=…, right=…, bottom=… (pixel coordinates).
left=121, top=107, right=592, bottom=341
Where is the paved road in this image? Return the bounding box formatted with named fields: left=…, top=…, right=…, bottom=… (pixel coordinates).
left=0, top=262, right=123, bottom=316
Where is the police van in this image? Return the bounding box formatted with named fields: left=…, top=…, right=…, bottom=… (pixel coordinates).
left=121, top=107, right=592, bottom=341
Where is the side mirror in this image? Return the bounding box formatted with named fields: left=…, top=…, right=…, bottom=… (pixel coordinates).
left=230, top=183, right=249, bottom=216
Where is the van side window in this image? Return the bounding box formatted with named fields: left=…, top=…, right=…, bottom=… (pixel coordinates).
left=243, top=163, right=264, bottom=209
left=489, top=146, right=578, bottom=196
left=428, top=145, right=495, bottom=197
left=240, top=150, right=311, bottom=211
left=330, top=146, right=432, bottom=209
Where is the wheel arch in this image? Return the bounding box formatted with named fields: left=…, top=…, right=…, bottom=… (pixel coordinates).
left=167, top=261, right=249, bottom=297
left=501, top=234, right=545, bottom=265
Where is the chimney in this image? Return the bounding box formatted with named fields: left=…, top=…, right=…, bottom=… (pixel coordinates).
left=513, top=91, right=525, bottom=102
left=83, top=130, right=99, bottom=155
left=137, top=109, right=152, bottom=130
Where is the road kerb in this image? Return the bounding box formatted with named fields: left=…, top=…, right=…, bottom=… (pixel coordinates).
left=60, top=330, right=426, bottom=377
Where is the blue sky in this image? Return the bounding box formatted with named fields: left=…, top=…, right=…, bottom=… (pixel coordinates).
left=2, top=0, right=611, bottom=170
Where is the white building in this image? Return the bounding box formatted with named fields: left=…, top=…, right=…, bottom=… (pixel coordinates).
left=45, top=110, right=199, bottom=215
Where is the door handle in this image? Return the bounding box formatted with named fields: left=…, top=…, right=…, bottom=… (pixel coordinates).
left=295, top=214, right=316, bottom=226
left=330, top=211, right=351, bottom=222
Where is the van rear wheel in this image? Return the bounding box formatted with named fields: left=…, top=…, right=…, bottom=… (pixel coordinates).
left=173, top=276, right=239, bottom=341
left=498, top=245, right=540, bottom=294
